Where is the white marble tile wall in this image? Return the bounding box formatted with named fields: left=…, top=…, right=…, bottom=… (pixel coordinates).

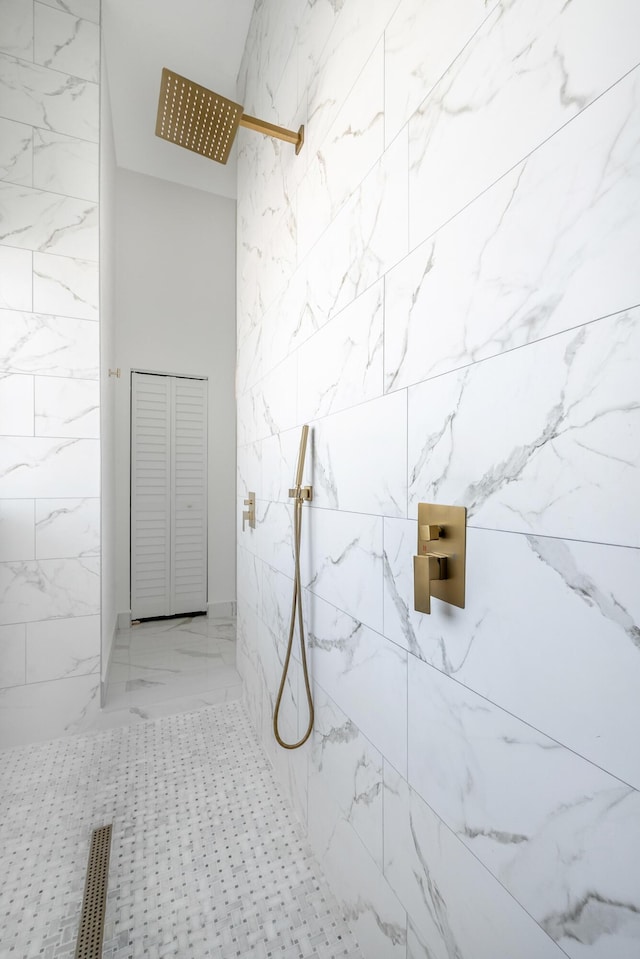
left=237, top=1, right=640, bottom=956
left=0, top=0, right=101, bottom=744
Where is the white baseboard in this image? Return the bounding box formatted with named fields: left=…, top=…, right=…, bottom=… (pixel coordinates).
left=207, top=600, right=237, bottom=618
left=117, top=610, right=132, bottom=629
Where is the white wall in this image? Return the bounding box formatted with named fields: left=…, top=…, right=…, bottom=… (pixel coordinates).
left=236, top=2, right=640, bottom=958
left=99, top=35, right=117, bottom=690
left=0, top=0, right=102, bottom=746
left=113, top=168, right=236, bottom=619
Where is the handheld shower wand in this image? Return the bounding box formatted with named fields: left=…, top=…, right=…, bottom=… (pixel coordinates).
left=273, top=425, right=314, bottom=749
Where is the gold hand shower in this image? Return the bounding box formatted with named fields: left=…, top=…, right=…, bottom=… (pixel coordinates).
left=155, top=68, right=304, bottom=165
left=273, top=425, right=314, bottom=750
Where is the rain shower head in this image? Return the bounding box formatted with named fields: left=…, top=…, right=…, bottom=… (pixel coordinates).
left=155, top=68, right=304, bottom=165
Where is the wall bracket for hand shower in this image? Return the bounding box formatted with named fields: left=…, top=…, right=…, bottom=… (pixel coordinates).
left=155, top=68, right=304, bottom=165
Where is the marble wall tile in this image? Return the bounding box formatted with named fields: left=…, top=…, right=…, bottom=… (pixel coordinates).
left=255, top=351, right=299, bottom=442
left=387, top=69, right=640, bottom=391
left=237, top=602, right=265, bottom=733
left=408, top=0, right=640, bottom=248
left=0, top=309, right=99, bottom=378
left=407, top=657, right=640, bottom=959
left=312, top=389, right=406, bottom=516
left=33, top=129, right=99, bottom=201
left=260, top=562, right=297, bottom=660
left=34, top=3, right=99, bottom=82
left=384, top=0, right=496, bottom=147
left=34, top=376, right=99, bottom=438
left=26, top=613, right=99, bottom=683
left=0, top=436, right=99, bottom=498
left=0, top=672, right=99, bottom=747
left=0, top=556, right=99, bottom=625
left=33, top=252, right=99, bottom=319
left=309, top=684, right=383, bottom=870
left=0, top=182, right=98, bottom=258
left=251, top=499, right=294, bottom=580
left=297, top=40, right=384, bottom=262
left=37, top=0, right=100, bottom=25
left=35, top=497, right=99, bottom=558
left=302, top=130, right=408, bottom=323
left=384, top=763, right=566, bottom=959
left=407, top=309, right=640, bottom=546
left=255, top=271, right=307, bottom=373
left=239, top=0, right=302, bottom=118
left=307, top=784, right=407, bottom=958
left=237, top=180, right=298, bottom=322
left=307, top=590, right=408, bottom=776
left=261, top=616, right=301, bottom=747
left=236, top=353, right=298, bottom=447
left=0, top=54, right=99, bottom=142
left=384, top=520, right=640, bottom=789
left=235, top=321, right=263, bottom=397
left=0, top=0, right=33, bottom=60
left=0, top=247, right=32, bottom=310
left=238, top=2, right=640, bottom=953
left=0, top=372, right=34, bottom=435
left=0, top=499, right=34, bottom=562
left=297, top=280, right=384, bottom=423
left=0, top=622, right=25, bottom=687
left=236, top=542, right=262, bottom=619
left=302, top=507, right=384, bottom=634
left=261, top=428, right=302, bottom=503
left=268, top=725, right=310, bottom=828
left=0, top=117, right=32, bottom=185
left=304, top=0, right=401, bottom=158
left=237, top=440, right=263, bottom=508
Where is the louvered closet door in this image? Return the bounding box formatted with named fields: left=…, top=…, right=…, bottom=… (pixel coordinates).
left=170, top=376, right=208, bottom=613
left=131, top=372, right=207, bottom=619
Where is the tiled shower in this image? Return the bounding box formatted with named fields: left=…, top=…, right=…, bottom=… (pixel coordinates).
left=1, top=0, right=639, bottom=957
left=235, top=1, right=640, bottom=957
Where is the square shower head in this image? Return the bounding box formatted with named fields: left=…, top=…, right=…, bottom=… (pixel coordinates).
left=155, top=67, right=243, bottom=165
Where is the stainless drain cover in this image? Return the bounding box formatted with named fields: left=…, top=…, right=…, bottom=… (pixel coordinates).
left=75, top=824, right=112, bottom=959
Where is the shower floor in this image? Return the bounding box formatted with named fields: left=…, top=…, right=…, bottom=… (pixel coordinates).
left=0, top=699, right=364, bottom=958
left=93, top=614, right=243, bottom=733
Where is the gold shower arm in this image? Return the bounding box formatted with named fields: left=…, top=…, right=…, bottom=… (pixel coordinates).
left=239, top=114, right=304, bottom=154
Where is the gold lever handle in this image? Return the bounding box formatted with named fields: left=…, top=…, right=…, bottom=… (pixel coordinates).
left=413, top=553, right=448, bottom=614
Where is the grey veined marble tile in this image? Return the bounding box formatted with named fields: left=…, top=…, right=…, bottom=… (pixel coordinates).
left=407, top=659, right=640, bottom=959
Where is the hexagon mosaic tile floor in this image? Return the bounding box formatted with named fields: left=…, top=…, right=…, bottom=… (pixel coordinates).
left=0, top=700, right=363, bottom=958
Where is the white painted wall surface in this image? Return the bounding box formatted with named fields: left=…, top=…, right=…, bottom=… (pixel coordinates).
left=236, top=2, right=640, bottom=958
left=113, top=169, right=236, bottom=620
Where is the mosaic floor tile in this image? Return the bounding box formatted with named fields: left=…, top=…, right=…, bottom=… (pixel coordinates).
left=0, top=701, right=364, bottom=959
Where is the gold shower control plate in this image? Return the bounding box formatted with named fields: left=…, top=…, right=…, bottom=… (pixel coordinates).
left=414, top=503, right=466, bottom=614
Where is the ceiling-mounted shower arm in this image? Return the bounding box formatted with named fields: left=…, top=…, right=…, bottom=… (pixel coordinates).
left=238, top=114, right=304, bottom=154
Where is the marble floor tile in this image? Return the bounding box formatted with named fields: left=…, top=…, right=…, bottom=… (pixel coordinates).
left=96, top=615, right=242, bottom=731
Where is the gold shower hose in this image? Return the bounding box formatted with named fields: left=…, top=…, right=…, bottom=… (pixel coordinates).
left=273, top=427, right=314, bottom=749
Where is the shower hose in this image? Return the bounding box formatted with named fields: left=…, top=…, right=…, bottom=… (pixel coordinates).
left=273, top=447, right=314, bottom=750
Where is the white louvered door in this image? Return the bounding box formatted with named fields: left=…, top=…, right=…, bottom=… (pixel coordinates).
left=131, top=372, right=207, bottom=619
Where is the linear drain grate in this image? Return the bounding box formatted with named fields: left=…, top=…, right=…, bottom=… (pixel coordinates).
left=75, top=824, right=112, bottom=959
